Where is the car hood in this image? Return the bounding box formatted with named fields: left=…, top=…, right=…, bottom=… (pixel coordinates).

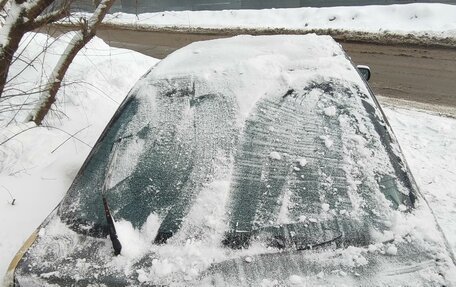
left=12, top=212, right=456, bottom=287
left=199, top=247, right=448, bottom=286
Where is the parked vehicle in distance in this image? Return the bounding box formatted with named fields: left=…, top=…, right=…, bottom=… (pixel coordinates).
left=5, top=34, right=456, bottom=286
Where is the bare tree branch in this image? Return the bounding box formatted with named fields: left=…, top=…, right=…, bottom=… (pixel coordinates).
left=1, top=0, right=117, bottom=126
left=26, top=0, right=61, bottom=19
left=29, top=0, right=116, bottom=125
left=0, top=0, right=75, bottom=97
left=0, top=124, right=92, bottom=149
left=0, top=3, right=29, bottom=97
left=0, top=0, right=9, bottom=12
left=30, top=6, right=70, bottom=29
left=51, top=124, right=91, bottom=153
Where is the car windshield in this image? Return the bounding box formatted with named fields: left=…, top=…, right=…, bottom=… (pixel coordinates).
left=58, top=73, right=416, bottom=249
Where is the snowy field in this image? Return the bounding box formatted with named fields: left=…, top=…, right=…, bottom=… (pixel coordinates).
left=93, top=3, right=456, bottom=38
left=1, top=31, right=456, bottom=282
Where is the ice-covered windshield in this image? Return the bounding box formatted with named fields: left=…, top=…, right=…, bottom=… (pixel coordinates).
left=58, top=35, right=416, bottom=250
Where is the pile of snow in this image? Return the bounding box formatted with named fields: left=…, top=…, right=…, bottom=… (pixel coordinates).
left=94, top=3, right=456, bottom=38
left=0, top=32, right=157, bottom=280
left=384, top=106, right=456, bottom=251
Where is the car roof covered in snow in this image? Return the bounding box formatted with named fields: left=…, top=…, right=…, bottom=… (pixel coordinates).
left=143, top=34, right=368, bottom=117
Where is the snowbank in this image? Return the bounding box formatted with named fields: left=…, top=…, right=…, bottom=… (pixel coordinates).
left=384, top=106, right=456, bottom=252
left=0, top=32, right=158, bottom=280
left=95, top=3, right=456, bottom=39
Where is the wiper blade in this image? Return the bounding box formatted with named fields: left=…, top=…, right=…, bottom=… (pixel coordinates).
left=224, top=219, right=370, bottom=250
left=223, top=230, right=251, bottom=249
left=296, top=233, right=342, bottom=250
left=101, top=144, right=122, bottom=256
left=103, top=196, right=122, bottom=255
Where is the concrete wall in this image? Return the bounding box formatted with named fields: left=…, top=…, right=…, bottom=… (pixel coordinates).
left=242, top=0, right=456, bottom=9
left=68, top=0, right=122, bottom=13
left=69, top=0, right=456, bottom=13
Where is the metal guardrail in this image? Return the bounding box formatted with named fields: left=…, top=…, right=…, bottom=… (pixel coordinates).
left=69, top=0, right=456, bottom=13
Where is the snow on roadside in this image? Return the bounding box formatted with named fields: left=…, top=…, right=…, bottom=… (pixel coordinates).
left=92, top=3, right=456, bottom=39
left=0, top=32, right=157, bottom=280
left=383, top=106, right=456, bottom=253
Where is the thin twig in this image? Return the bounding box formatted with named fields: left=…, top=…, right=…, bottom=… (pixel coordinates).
left=51, top=124, right=91, bottom=153
left=1, top=184, right=16, bottom=205
left=0, top=126, right=38, bottom=146
left=0, top=124, right=92, bottom=149
left=45, top=125, right=93, bottom=148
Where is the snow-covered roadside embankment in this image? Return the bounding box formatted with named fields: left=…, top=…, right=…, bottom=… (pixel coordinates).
left=384, top=106, right=456, bottom=252
left=92, top=3, right=456, bottom=40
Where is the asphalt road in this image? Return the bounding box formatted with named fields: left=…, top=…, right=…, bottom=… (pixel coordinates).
left=94, top=28, right=456, bottom=108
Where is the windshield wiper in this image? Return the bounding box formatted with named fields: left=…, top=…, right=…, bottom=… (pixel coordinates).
left=101, top=145, right=122, bottom=256
left=224, top=219, right=370, bottom=250
left=102, top=196, right=122, bottom=255
left=296, top=233, right=342, bottom=250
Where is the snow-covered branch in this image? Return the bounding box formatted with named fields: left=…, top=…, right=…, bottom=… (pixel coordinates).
left=31, top=5, right=70, bottom=28
left=0, top=0, right=76, bottom=99
left=86, top=0, right=111, bottom=32
left=0, top=0, right=9, bottom=12
left=28, top=0, right=116, bottom=125
left=26, top=0, right=62, bottom=19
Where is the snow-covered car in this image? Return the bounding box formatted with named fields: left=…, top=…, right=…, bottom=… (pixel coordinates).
left=5, top=34, right=456, bottom=286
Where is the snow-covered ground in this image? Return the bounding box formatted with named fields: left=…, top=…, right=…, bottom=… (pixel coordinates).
left=384, top=106, right=456, bottom=252
left=1, top=31, right=456, bottom=283
left=94, top=3, right=456, bottom=39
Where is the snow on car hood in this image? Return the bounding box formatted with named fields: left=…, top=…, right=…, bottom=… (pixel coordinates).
left=14, top=209, right=456, bottom=286
left=14, top=34, right=456, bottom=286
